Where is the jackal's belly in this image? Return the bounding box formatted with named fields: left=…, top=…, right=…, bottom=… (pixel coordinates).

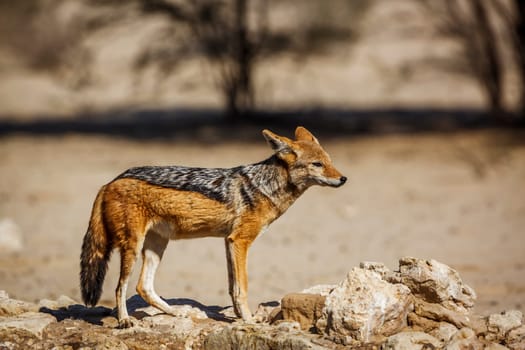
left=144, top=186, right=234, bottom=239
left=149, top=215, right=232, bottom=239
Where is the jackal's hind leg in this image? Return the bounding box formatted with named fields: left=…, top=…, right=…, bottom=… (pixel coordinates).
left=136, top=231, right=173, bottom=316
left=116, top=240, right=143, bottom=329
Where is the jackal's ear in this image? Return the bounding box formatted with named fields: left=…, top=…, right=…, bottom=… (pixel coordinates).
left=295, top=126, right=319, bottom=145
left=262, top=129, right=294, bottom=155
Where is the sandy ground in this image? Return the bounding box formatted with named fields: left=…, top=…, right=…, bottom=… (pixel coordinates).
left=0, top=128, right=524, bottom=317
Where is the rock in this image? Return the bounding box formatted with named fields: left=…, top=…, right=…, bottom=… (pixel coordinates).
left=276, top=321, right=302, bottom=332
left=44, top=319, right=129, bottom=350
left=360, top=261, right=391, bottom=279
left=413, top=299, right=471, bottom=329
left=141, top=313, right=195, bottom=332
left=253, top=301, right=280, bottom=323
left=0, top=328, right=40, bottom=349
left=203, top=323, right=329, bottom=350
left=0, top=219, right=23, bottom=253
left=317, top=267, right=412, bottom=344
left=408, top=312, right=442, bottom=332
left=429, top=322, right=458, bottom=343
left=38, top=295, right=78, bottom=310
left=487, top=310, right=523, bottom=342
left=469, top=314, right=489, bottom=335
left=0, top=311, right=56, bottom=338
left=445, top=327, right=483, bottom=350
left=301, top=284, right=336, bottom=296
left=0, top=292, right=39, bottom=316
left=506, top=325, right=525, bottom=350
left=399, top=257, right=476, bottom=313
left=281, top=293, right=325, bottom=331
left=381, top=331, right=442, bottom=350
left=485, top=344, right=511, bottom=350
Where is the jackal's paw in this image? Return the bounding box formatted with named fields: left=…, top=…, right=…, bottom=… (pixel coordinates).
left=118, top=317, right=136, bottom=329
left=164, top=307, right=184, bottom=318
left=240, top=314, right=255, bottom=324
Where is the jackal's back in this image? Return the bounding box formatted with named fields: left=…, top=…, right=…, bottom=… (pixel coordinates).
left=117, top=165, right=240, bottom=203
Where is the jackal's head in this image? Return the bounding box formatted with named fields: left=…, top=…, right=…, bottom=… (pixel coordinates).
left=262, top=126, right=346, bottom=190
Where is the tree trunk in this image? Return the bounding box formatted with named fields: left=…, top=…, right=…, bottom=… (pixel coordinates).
left=514, top=0, right=525, bottom=119
left=471, top=1, right=504, bottom=118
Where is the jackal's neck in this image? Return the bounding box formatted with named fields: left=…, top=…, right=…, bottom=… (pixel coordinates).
left=241, top=155, right=304, bottom=214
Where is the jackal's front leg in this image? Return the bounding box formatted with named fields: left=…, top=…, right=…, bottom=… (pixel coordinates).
left=225, top=236, right=253, bottom=322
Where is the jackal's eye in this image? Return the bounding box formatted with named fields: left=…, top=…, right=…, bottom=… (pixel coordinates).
left=311, top=162, right=323, bottom=168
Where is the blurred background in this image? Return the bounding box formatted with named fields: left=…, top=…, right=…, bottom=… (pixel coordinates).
left=0, top=0, right=524, bottom=316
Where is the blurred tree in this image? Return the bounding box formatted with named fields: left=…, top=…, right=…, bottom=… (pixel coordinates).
left=137, top=0, right=267, bottom=121
left=0, top=0, right=369, bottom=120
left=0, top=0, right=93, bottom=89
left=496, top=0, right=525, bottom=120
left=423, top=0, right=525, bottom=122
left=133, top=0, right=369, bottom=121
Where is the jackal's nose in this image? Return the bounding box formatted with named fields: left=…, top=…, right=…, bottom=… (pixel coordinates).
left=339, top=176, right=347, bottom=184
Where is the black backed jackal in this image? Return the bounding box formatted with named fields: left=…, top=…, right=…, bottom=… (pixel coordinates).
left=80, top=126, right=346, bottom=328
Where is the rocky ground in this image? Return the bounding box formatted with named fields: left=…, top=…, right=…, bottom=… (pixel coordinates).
left=1, top=257, right=524, bottom=349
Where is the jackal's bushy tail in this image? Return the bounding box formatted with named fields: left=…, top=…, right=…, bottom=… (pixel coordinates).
left=80, top=187, right=112, bottom=307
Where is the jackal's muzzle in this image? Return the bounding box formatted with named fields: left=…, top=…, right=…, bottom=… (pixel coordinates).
left=320, top=176, right=347, bottom=188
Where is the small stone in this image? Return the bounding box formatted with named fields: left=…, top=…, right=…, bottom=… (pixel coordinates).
left=430, top=322, right=458, bottom=343
left=0, top=219, right=23, bottom=254
left=487, top=310, right=523, bottom=342
left=506, top=324, right=525, bottom=350
left=253, top=301, right=280, bottom=323
left=445, top=327, right=483, bottom=350
left=382, top=331, right=442, bottom=350
left=276, top=321, right=301, bottom=332
left=281, top=293, right=325, bottom=331
left=0, top=295, right=39, bottom=316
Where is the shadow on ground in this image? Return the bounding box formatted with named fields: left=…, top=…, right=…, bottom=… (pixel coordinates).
left=39, top=294, right=232, bottom=326
left=1, top=107, right=523, bottom=143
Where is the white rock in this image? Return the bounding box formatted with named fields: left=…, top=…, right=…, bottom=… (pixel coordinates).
left=487, top=310, right=523, bottom=342
left=360, top=261, right=390, bottom=279
left=0, top=312, right=56, bottom=337
left=382, top=331, right=442, bottom=350
left=318, top=267, right=412, bottom=344
left=301, top=284, right=336, bottom=296
left=430, top=322, right=458, bottom=343
left=0, top=219, right=23, bottom=253
left=0, top=295, right=39, bottom=316
left=507, top=325, right=525, bottom=350
left=38, top=295, right=78, bottom=310
left=399, top=257, right=476, bottom=312
left=445, top=327, right=483, bottom=350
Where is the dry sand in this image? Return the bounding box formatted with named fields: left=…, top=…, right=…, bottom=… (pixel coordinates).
left=0, top=129, right=523, bottom=316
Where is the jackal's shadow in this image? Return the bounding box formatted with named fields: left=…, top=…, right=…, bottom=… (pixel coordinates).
left=124, top=294, right=234, bottom=322
left=39, top=295, right=233, bottom=325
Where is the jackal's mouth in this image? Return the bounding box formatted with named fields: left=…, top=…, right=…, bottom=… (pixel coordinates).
left=318, top=176, right=347, bottom=188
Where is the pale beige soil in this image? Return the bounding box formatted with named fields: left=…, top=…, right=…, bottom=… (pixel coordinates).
left=0, top=129, right=523, bottom=316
